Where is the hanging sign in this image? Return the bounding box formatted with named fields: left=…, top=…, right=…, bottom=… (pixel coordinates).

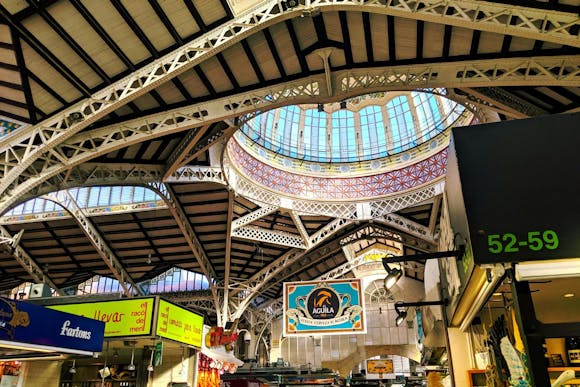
left=447, top=112, right=580, bottom=264
left=0, top=297, right=104, bottom=353
left=155, top=299, right=203, bottom=347
left=283, top=279, right=365, bottom=336
left=48, top=298, right=154, bottom=337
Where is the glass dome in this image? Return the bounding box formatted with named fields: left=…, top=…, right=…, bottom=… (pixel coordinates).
left=239, top=91, right=464, bottom=164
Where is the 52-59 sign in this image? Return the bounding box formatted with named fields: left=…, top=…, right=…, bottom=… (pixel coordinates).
left=487, top=230, right=559, bottom=254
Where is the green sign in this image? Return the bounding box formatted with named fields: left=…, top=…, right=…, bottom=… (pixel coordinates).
left=155, top=299, right=203, bottom=347
left=48, top=298, right=155, bottom=337
left=487, top=230, right=559, bottom=255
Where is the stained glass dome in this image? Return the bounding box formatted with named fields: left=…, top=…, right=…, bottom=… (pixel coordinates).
left=238, top=91, right=465, bottom=164
left=225, top=91, right=473, bottom=204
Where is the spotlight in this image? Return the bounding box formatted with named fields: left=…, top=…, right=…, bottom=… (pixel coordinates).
left=395, top=311, right=407, bottom=326
left=383, top=264, right=403, bottom=290
left=393, top=299, right=448, bottom=327
left=127, top=348, right=136, bottom=371
left=113, top=349, right=119, bottom=358
left=69, top=360, right=76, bottom=374
left=317, top=104, right=324, bottom=112
left=340, top=101, right=347, bottom=109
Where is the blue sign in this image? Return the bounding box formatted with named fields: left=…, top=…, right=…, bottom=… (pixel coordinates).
left=0, top=297, right=105, bottom=352
left=283, top=279, right=366, bottom=336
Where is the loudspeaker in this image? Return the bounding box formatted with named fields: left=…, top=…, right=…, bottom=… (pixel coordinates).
left=29, top=283, right=52, bottom=298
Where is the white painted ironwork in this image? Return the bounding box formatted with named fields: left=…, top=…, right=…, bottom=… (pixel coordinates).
left=290, top=210, right=311, bottom=248
left=148, top=182, right=222, bottom=323
left=2, top=54, right=577, bottom=213
left=380, top=213, right=436, bottom=243
left=228, top=161, right=446, bottom=221
left=164, top=125, right=210, bottom=179
left=0, top=225, right=64, bottom=295
left=43, top=190, right=143, bottom=296
left=230, top=219, right=352, bottom=319
left=231, top=205, right=279, bottom=229
left=370, top=180, right=445, bottom=219
left=339, top=56, right=580, bottom=92
left=232, top=226, right=308, bottom=249
left=167, top=166, right=226, bottom=184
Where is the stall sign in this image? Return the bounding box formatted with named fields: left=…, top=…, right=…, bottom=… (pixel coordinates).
left=367, top=359, right=394, bottom=374
left=447, top=112, right=580, bottom=264
left=283, top=279, right=366, bottom=336
left=0, top=297, right=104, bottom=352
left=48, top=298, right=154, bottom=337
left=155, top=299, right=203, bottom=347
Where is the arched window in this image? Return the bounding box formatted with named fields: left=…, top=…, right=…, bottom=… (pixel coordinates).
left=387, top=96, right=415, bottom=153
left=303, top=109, right=327, bottom=161
left=331, top=109, right=357, bottom=162
left=360, top=105, right=387, bottom=158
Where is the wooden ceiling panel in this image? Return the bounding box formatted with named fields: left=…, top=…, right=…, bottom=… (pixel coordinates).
left=157, top=0, right=202, bottom=38
left=82, top=1, right=150, bottom=64
left=192, top=0, right=228, bottom=24
left=49, top=1, right=127, bottom=77
left=448, top=27, right=473, bottom=57
left=394, top=18, right=417, bottom=61
left=121, top=1, right=175, bottom=52
left=422, top=23, right=445, bottom=59
left=22, top=15, right=101, bottom=89
left=477, top=31, right=505, bottom=55
left=369, top=13, right=388, bottom=62
left=22, top=42, right=82, bottom=104
left=346, top=12, right=367, bottom=63
left=272, top=22, right=302, bottom=76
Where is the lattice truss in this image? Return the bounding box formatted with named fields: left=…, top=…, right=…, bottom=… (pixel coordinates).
left=0, top=226, right=64, bottom=295
left=0, top=0, right=576, bottom=212
left=42, top=190, right=143, bottom=296
left=147, top=182, right=223, bottom=323
left=339, top=55, right=580, bottom=92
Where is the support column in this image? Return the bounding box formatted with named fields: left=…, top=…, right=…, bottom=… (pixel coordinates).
left=508, top=269, right=550, bottom=386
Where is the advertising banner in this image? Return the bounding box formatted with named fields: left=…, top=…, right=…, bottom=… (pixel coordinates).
left=155, top=299, right=203, bottom=347
left=0, top=297, right=104, bottom=352
left=367, top=359, right=394, bottom=374
left=283, top=279, right=365, bottom=336
left=48, top=298, right=154, bottom=337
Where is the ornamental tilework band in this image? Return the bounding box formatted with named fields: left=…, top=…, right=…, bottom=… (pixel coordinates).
left=227, top=139, right=447, bottom=201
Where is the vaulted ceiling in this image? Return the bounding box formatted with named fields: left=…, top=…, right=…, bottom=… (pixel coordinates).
left=0, top=0, right=578, bottom=324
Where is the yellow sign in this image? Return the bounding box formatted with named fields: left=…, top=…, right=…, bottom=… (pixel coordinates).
left=48, top=298, right=154, bottom=337
left=155, top=299, right=203, bottom=347
left=367, top=359, right=394, bottom=374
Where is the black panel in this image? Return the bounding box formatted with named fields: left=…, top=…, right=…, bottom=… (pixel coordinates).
left=446, top=113, right=580, bottom=264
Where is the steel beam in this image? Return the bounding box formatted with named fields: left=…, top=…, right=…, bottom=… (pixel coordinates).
left=148, top=182, right=222, bottom=323
left=43, top=190, right=143, bottom=296
left=1, top=55, right=578, bottom=213
left=0, top=225, right=64, bottom=295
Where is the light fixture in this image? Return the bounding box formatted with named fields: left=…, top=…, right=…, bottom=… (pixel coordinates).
left=146, top=253, right=152, bottom=265
left=564, top=293, right=575, bottom=298
left=317, top=103, right=324, bottom=112
left=127, top=348, right=136, bottom=371
left=515, top=258, right=580, bottom=281
left=340, top=101, right=347, bottom=109
left=394, top=299, right=448, bottom=327
left=382, top=256, right=403, bottom=290
left=384, top=265, right=403, bottom=290
left=147, top=347, right=155, bottom=372
left=69, top=360, right=76, bottom=374
left=113, top=348, right=119, bottom=358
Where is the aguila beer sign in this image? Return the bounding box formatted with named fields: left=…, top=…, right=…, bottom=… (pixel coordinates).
left=283, top=279, right=365, bottom=336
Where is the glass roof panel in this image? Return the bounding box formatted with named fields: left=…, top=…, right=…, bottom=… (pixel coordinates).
left=239, top=91, right=464, bottom=163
